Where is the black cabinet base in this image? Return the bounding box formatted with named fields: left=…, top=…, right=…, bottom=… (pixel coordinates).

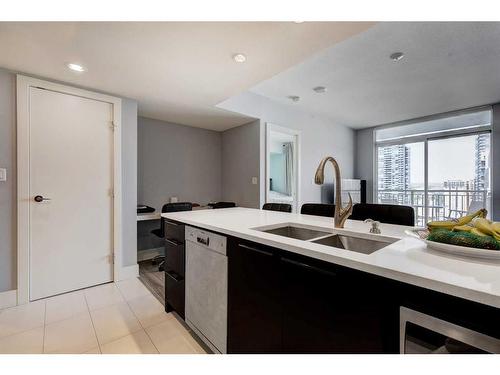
left=226, top=235, right=499, bottom=354
left=164, top=220, right=186, bottom=319
left=165, top=302, right=173, bottom=313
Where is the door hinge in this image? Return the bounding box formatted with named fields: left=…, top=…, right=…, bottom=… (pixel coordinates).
left=109, top=188, right=115, bottom=198
left=110, top=254, right=115, bottom=264
left=109, top=121, right=117, bottom=130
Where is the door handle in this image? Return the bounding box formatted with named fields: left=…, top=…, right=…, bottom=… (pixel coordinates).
left=281, top=257, right=337, bottom=278
left=238, top=243, right=273, bottom=257
left=165, top=238, right=182, bottom=246
left=165, top=270, right=184, bottom=282
left=34, top=195, right=51, bottom=203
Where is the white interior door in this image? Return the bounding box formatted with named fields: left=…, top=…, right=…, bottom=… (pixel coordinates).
left=29, top=87, right=114, bottom=300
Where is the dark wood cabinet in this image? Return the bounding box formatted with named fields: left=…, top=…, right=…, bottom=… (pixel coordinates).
left=165, top=239, right=185, bottom=278
left=207, top=232, right=499, bottom=353
left=280, top=253, right=398, bottom=353
left=164, top=220, right=186, bottom=318
left=280, top=255, right=341, bottom=353
left=227, top=236, right=399, bottom=353
left=227, top=238, right=282, bottom=353
left=165, top=219, right=185, bottom=243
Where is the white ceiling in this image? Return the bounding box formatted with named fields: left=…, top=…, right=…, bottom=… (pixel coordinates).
left=0, top=22, right=373, bottom=131
left=250, top=22, right=500, bottom=129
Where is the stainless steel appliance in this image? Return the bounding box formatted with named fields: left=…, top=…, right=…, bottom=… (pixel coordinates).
left=185, top=226, right=227, bottom=354
left=400, top=306, right=500, bottom=354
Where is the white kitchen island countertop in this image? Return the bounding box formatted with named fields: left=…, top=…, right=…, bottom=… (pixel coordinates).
left=163, top=207, right=500, bottom=309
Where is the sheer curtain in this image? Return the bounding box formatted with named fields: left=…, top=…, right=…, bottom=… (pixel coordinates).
left=283, top=142, right=294, bottom=196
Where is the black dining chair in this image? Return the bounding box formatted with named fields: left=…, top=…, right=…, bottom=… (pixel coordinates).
left=151, top=202, right=193, bottom=271
left=349, top=203, right=415, bottom=226
left=300, top=203, right=336, bottom=218
left=211, top=201, right=236, bottom=209
left=262, top=203, right=292, bottom=213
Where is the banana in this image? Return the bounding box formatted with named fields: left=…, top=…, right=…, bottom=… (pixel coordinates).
left=456, top=208, right=488, bottom=225
left=491, top=222, right=500, bottom=233
left=427, top=220, right=458, bottom=231
left=471, top=228, right=488, bottom=237
left=473, top=218, right=500, bottom=241
left=452, top=224, right=474, bottom=232
left=427, top=208, right=488, bottom=232
left=473, top=218, right=494, bottom=235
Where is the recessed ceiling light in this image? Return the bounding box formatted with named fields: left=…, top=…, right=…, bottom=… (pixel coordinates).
left=390, top=52, right=404, bottom=62
left=313, top=86, right=327, bottom=93
left=232, top=53, right=247, bottom=63
left=293, top=21, right=305, bottom=24
left=67, top=63, right=86, bottom=72
left=287, top=95, right=300, bottom=102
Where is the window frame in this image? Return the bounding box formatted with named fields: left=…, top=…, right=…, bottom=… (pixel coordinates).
left=373, top=107, right=492, bottom=226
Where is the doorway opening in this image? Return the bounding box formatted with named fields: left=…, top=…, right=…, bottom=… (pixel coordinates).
left=265, top=123, right=301, bottom=212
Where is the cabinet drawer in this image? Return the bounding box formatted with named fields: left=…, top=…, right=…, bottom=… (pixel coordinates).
left=165, top=220, right=185, bottom=243
left=165, top=270, right=185, bottom=318
left=165, top=239, right=185, bottom=277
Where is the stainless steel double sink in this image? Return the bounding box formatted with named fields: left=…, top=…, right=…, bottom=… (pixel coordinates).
left=258, top=225, right=395, bottom=255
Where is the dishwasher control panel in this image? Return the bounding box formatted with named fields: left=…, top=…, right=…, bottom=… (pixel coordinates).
left=185, top=226, right=227, bottom=255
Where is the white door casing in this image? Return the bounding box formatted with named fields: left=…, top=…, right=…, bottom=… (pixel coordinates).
left=17, top=76, right=123, bottom=303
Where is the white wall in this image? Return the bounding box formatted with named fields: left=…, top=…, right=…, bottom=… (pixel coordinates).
left=218, top=91, right=356, bottom=206
left=221, top=120, right=261, bottom=208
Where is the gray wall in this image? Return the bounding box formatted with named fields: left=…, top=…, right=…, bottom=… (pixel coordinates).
left=221, top=120, right=261, bottom=208
left=137, top=117, right=222, bottom=211
left=0, top=68, right=138, bottom=292
left=218, top=92, right=356, bottom=205
left=121, top=99, right=138, bottom=267
left=0, top=70, right=16, bottom=292
left=354, top=127, right=375, bottom=203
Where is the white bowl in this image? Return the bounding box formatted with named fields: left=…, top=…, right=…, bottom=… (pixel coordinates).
left=405, top=229, right=500, bottom=260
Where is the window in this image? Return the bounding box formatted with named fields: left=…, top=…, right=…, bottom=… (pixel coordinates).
left=375, top=108, right=492, bottom=227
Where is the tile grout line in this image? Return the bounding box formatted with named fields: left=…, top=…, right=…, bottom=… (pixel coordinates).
left=133, top=278, right=202, bottom=354
left=132, top=277, right=203, bottom=354
left=83, top=289, right=102, bottom=354
left=85, top=283, right=138, bottom=349
left=87, top=281, right=152, bottom=351
left=0, top=301, right=46, bottom=341
left=116, top=279, right=161, bottom=354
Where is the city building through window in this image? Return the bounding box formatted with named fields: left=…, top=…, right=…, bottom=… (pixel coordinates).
left=375, top=108, right=492, bottom=226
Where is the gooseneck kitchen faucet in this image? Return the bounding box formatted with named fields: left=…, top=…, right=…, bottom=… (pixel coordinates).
left=314, top=156, right=353, bottom=228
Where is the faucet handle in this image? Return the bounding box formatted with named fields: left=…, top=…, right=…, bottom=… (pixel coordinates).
left=364, top=219, right=381, bottom=234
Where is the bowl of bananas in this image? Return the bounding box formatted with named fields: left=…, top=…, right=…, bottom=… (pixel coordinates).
left=408, top=209, right=500, bottom=260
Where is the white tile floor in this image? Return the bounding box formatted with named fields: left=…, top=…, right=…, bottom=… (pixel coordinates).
left=0, top=278, right=207, bottom=354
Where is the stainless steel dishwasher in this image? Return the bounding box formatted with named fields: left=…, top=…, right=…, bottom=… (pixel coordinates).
left=185, top=226, right=228, bottom=354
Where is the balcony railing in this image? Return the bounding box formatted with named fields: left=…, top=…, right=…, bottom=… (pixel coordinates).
left=377, top=189, right=491, bottom=227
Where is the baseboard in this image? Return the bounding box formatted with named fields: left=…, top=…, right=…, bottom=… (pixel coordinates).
left=117, top=264, right=139, bottom=281
left=137, top=247, right=164, bottom=262
left=0, top=289, right=17, bottom=310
